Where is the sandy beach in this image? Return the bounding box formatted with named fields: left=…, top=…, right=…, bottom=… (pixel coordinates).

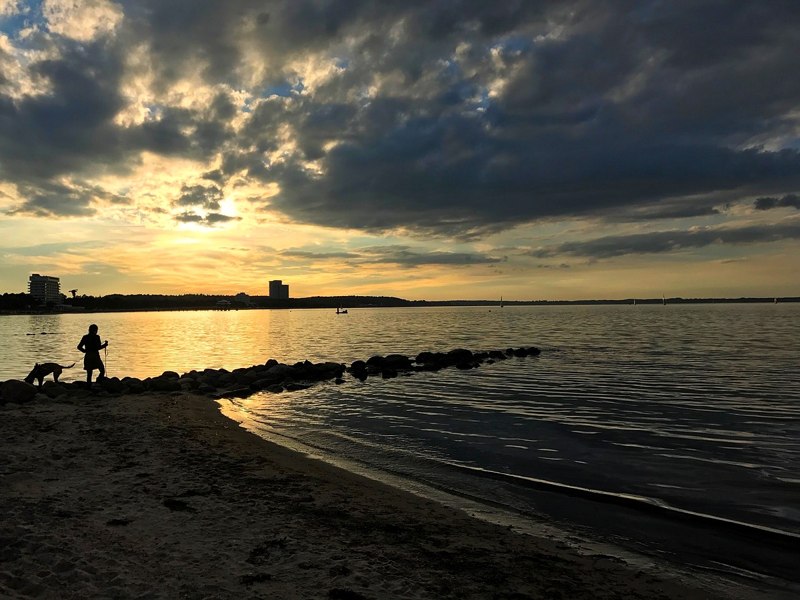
left=0, top=391, right=782, bottom=599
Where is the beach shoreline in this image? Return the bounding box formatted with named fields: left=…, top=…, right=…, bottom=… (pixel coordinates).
left=0, top=392, right=787, bottom=599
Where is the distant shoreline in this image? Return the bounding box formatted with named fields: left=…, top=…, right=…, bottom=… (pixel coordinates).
left=1, top=295, right=798, bottom=316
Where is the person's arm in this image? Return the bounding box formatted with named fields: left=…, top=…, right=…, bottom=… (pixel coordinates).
left=101, top=340, right=108, bottom=349
left=77, top=336, right=86, bottom=353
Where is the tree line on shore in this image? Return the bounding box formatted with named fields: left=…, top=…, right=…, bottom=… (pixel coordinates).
left=1, top=292, right=797, bottom=313
left=0, top=293, right=423, bottom=312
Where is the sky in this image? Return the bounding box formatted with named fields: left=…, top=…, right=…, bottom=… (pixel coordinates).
left=1, top=0, right=799, bottom=300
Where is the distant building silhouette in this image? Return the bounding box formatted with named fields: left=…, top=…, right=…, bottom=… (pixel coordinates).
left=29, top=274, right=61, bottom=305
left=269, top=279, right=290, bottom=299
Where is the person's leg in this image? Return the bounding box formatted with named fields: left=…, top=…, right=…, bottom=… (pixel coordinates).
left=98, top=363, right=105, bottom=380
left=86, top=369, right=93, bottom=385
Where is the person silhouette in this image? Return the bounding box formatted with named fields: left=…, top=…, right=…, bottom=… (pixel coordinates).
left=77, top=324, right=108, bottom=386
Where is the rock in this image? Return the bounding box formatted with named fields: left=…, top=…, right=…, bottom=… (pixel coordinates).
left=381, top=369, right=398, bottom=379
left=197, top=383, right=216, bottom=394
left=285, top=382, right=310, bottom=392
left=149, top=377, right=181, bottom=392
left=415, top=352, right=447, bottom=365
left=235, top=369, right=261, bottom=385
left=121, top=377, right=145, bottom=393
left=415, top=351, right=438, bottom=363
left=366, top=355, right=385, bottom=368
left=334, top=378, right=345, bottom=385
left=383, top=354, right=413, bottom=370
left=179, top=379, right=199, bottom=392
left=161, top=370, right=180, bottom=379
left=1, top=380, right=37, bottom=404
left=265, top=359, right=279, bottom=368
left=265, top=384, right=284, bottom=393
left=446, top=349, right=473, bottom=364
left=309, top=362, right=345, bottom=380
left=527, top=346, right=542, bottom=356
left=456, top=361, right=474, bottom=370
left=248, top=379, right=269, bottom=391
left=349, top=360, right=367, bottom=372
left=42, top=381, right=68, bottom=398
left=263, top=364, right=297, bottom=382
left=489, top=350, right=506, bottom=360
left=216, top=373, right=234, bottom=386
left=98, top=377, right=125, bottom=394
left=416, top=363, right=442, bottom=371
left=512, top=347, right=528, bottom=357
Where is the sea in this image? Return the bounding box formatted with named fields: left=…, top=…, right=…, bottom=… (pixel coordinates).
left=2, top=304, right=799, bottom=590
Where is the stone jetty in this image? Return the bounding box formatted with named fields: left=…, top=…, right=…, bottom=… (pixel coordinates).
left=0, top=346, right=541, bottom=404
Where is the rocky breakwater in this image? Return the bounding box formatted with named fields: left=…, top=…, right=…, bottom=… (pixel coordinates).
left=0, top=346, right=541, bottom=404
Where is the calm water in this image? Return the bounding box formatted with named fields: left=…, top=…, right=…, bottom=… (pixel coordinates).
left=3, top=305, right=800, bottom=579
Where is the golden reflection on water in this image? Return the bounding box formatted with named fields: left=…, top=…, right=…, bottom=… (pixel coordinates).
left=5, top=307, right=516, bottom=380
left=2, top=304, right=799, bottom=385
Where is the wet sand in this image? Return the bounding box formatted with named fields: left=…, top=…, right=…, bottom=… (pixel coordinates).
left=0, top=392, right=776, bottom=599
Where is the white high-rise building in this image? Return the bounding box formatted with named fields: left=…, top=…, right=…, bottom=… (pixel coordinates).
left=29, top=274, right=61, bottom=305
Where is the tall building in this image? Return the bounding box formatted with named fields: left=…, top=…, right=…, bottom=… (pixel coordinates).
left=29, top=274, right=61, bottom=305
left=269, top=279, right=290, bottom=299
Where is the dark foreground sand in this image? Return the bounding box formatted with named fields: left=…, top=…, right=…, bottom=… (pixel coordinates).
left=0, top=393, right=776, bottom=599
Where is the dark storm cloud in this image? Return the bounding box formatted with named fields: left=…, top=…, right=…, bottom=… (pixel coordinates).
left=531, top=221, right=800, bottom=259
left=205, top=212, right=240, bottom=224
left=174, top=211, right=240, bottom=226
left=0, top=31, right=230, bottom=216
left=754, top=193, right=800, bottom=211
left=3, top=1, right=800, bottom=234
left=239, top=1, right=800, bottom=236
left=281, top=249, right=360, bottom=260
left=7, top=180, right=127, bottom=217
left=280, top=245, right=501, bottom=266
left=174, top=184, right=223, bottom=210
left=0, top=38, right=127, bottom=214
left=361, top=246, right=504, bottom=267
left=601, top=197, right=723, bottom=222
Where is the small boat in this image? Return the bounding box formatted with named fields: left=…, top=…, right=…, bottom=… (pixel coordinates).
left=336, top=307, right=348, bottom=314
left=500, top=296, right=504, bottom=308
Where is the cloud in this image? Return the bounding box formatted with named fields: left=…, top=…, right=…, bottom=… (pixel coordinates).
left=42, top=0, right=123, bottom=42
left=1, top=240, right=103, bottom=256
left=7, top=179, right=128, bottom=217
left=361, top=246, right=504, bottom=267
left=0, top=0, right=799, bottom=241
left=175, top=184, right=223, bottom=210
left=754, top=193, right=800, bottom=211
left=532, top=221, right=800, bottom=259
left=280, top=245, right=503, bottom=267
left=281, top=249, right=360, bottom=260
left=174, top=211, right=239, bottom=226
left=0, top=0, right=24, bottom=17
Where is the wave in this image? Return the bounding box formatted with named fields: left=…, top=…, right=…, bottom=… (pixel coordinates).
left=444, top=462, right=800, bottom=544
